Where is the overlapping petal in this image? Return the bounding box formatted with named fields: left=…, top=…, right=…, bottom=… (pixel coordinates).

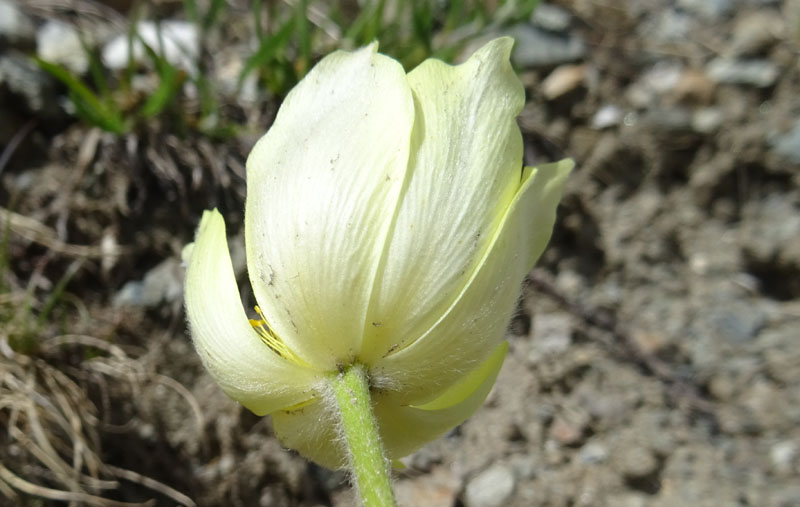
left=376, top=340, right=508, bottom=459
left=371, top=159, right=573, bottom=405
left=272, top=341, right=508, bottom=468
left=272, top=399, right=342, bottom=469
left=185, top=209, right=319, bottom=415
left=245, top=43, right=415, bottom=371
left=359, top=37, right=525, bottom=364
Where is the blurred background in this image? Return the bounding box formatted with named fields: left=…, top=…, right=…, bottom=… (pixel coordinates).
left=1, top=0, right=799, bottom=505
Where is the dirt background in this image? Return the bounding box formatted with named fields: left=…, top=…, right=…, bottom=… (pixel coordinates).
left=1, top=0, right=799, bottom=506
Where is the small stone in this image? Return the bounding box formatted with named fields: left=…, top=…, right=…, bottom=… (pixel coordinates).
left=37, top=21, right=89, bottom=74
left=615, top=446, right=658, bottom=479
left=672, top=69, right=716, bottom=105
left=543, top=438, right=566, bottom=465
left=642, top=9, right=691, bottom=43
left=506, top=24, right=585, bottom=68
left=770, top=441, right=797, bottom=476
left=739, top=193, right=800, bottom=294
left=692, top=107, right=724, bottom=134
left=740, top=379, right=788, bottom=431
left=531, top=4, right=572, bottom=32
left=549, top=416, right=583, bottom=446
left=529, top=313, right=572, bottom=363
left=463, top=464, right=516, bottom=507
left=409, top=444, right=442, bottom=472
left=542, top=63, right=586, bottom=99
left=578, top=442, right=609, bottom=464
left=707, top=58, right=779, bottom=87
left=102, top=20, right=198, bottom=72
left=591, top=105, right=622, bottom=130
left=641, top=107, right=693, bottom=133
left=0, top=0, right=35, bottom=48
left=394, top=466, right=459, bottom=507
left=626, top=61, right=683, bottom=108
left=707, top=297, right=766, bottom=343
left=708, top=371, right=737, bottom=401
left=607, top=492, right=648, bottom=507
left=113, top=258, right=184, bottom=308
left=729, top=11, right=784, bottom=56
left=630, top=329, right=668, bottom=355
left=677, top=0, right=733, bottom=20
left=770, top=118, right=800, bottom=164
left=510, top=454, right=538, bottom=480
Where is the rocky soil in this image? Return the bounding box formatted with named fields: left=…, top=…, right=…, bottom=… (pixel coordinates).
left=1, top=0, right=799, bottom=506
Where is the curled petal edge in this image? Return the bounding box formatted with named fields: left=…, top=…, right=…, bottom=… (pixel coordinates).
left=372, top=159, right=574, bottom=405
left=185, top=209, right=319, bottom=416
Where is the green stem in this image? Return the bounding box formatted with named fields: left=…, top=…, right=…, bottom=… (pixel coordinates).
left=328, top=364, right=396, bottom=507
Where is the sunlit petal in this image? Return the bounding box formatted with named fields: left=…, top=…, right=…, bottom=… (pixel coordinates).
left=375, top=341, right=508, bottom=459
left=360, top=38, right=525, bottom=364
left=245, top=43, right=415, bottom=371
left=185, top=209, right=319, bottom=415
left=372, top=159, right=573, bottom=405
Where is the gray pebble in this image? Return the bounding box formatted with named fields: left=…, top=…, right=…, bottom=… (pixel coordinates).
left=102, top=20, right=199, bottom=71
left=770, top=118, right=800, bottom=164
left=0, top=0, right=35, bottom=48
left=615, top=446, right=659, bottom=479
left=770, top=441, right=797, bottom=476
left=464, top=464, right=516, bottom=507
left=506, top=24, right=585, bottom=68
left=113, top=258, right=184, bottom=308
left=37, top=20, right=89, bottom=74
left=707, top=58, right=779, bottom=87
left=579, top=442, right=609, bottom=464
left=692, top=107, right=724, bottom=134
left=729, top=11, right=784, bottom=57
left=591, top=105, right=623, bottom=130
left=708, top=298, right=766, bottom=343
left=677, top=0, right=733, bottom=20
left=642, top=9, right=692, bottom=43
left=641, top=107, right=693, bottom=133
left=531, top=4, right=572, bottom=32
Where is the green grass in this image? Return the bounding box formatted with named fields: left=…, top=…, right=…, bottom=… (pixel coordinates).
left=36, top=0, right=539, bottom=136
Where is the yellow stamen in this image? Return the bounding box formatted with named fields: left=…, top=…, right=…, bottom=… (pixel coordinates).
left=249, top=305, right=309, bottom=367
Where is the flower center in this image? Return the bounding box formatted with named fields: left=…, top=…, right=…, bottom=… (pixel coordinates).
left=249, top=306, right=309, bottom=366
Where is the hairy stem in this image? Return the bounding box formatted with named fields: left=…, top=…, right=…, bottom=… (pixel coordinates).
left=328, top=364, right=395, bottom=507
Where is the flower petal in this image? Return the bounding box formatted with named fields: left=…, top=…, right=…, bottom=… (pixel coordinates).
left=245, top=43, right=415, bottom=371
left=271, top=399, right=344, bottom=470
left=272, top=341, right=507, bottom=469
left=372, top=159, right=573, bottom=404
left=359, top=37, right=525, bottom=363
left=186, top=209, right=319, bottom=415
left=374, top=341, right=508, bottom=459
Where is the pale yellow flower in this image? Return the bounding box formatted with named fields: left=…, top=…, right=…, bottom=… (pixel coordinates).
left=185, top=37, right=572, bottom=468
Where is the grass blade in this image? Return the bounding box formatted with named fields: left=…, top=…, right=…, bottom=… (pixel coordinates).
left=36, top=58, right=127, bottom=133
left=237, top=18, right=294, bottom=90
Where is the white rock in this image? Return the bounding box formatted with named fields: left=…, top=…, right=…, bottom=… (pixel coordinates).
left=591, top=104, right=622, bottom=130
left=37, top=21, right=88, bottom=74
left=692, top=107, right=724, bottom=134
left=102, top=20, right=198, bottom=72
left=530, top=313, right=572, bottom=357
left=464, top=464, right=516, bottom=507
left=579, top=442, right=609, bottom=464
left=531, top=4, right=572, bottom=32
left=0, top=0, right=35, bottom=46
left=771, top=441, right=797, bottom=475
left=707, top=58, right=778, bottom=87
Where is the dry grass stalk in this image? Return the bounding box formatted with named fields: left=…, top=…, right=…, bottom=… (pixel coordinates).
left=1, top=333, right=198, bottom=506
